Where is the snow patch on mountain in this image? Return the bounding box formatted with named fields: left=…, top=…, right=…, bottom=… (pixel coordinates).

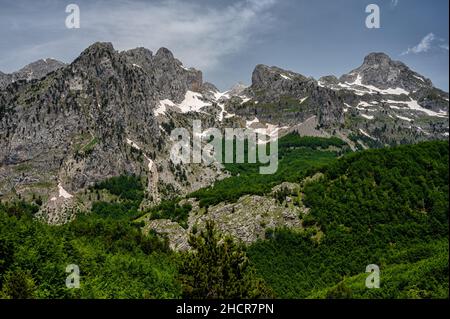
left=155, top=99, right=176, bottom=116
left=126, top=138, right=155, bottom=171
left=413, top=75, right=425, bottom=83
left=178, top=91, right=210, bottom=113
left=246, top=117, right=260, bottom=127
left=58, top=183, right=73, bottom=199
left=300, top=96, right=309, bottom=104
left=359, top=129, right=377, bottom=140
left=280, top=74, right=292, bottom=81
left=156, top=91, right=212, bottom=116
left=126, top=138, right=141, bottom=150
left=396, top=115, right=413, bottom=122
left=384, top=99, right=448, bottom=117
left=343, top=75, right=410, bottom=95
left=361, top=114, right=374, bottom=120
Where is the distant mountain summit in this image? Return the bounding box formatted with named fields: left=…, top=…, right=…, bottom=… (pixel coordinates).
left=0, top=42, right=223, bottom=224
left=339, top=52, right=433, bottom=92
left=228, top=82, right=248, bottom=96
left=228, top=64, right=344, bottom=128
left=317, top=52, right=448, bottom=121
left=0, top=58, right=66, bottom=89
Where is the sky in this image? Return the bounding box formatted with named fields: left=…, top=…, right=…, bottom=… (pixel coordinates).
left=0, top=0, right=448, bottom=91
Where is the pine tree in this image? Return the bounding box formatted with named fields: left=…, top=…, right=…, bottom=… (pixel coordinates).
left=179, top=220, right=272, bottom=299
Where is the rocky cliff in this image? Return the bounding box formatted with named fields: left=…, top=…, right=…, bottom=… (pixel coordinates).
left=0, top=58, right=66, bottom=90
left=0, top=42, right=224, bottom=223
left=318, top=52, right=448, bottom=147
left=0, top=44, right=448, bottom=223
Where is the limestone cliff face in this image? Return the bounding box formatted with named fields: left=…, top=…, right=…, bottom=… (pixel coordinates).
left=318, top=53, right=449, bottom=146
left=0, top=42, right=222, bottom=223
left=121, top=46, right=203, bottom=103
left=0, top=44, right=448, bottom=224
left=339, top=52, right=433, bottom=91
left=231, top=64, right=345, bottom=128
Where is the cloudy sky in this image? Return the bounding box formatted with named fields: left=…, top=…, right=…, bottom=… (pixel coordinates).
left=0, top=0, right=448, bottom=90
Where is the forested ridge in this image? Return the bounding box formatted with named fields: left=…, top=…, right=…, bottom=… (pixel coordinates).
left=0, top=138, right=448, bottom=299
left=248, top=141, right=449, bottom=298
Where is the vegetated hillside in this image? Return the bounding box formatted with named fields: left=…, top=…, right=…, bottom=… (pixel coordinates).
left=0, top=139, right=448, bottom=299
left=0, top=177, right=181, bottom=299
left=247, top=141, right=449, bottom=298
left=188, top=134, right=349, bottom=208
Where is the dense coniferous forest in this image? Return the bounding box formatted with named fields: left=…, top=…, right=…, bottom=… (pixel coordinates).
left=0, top=137, right=448, bottom=299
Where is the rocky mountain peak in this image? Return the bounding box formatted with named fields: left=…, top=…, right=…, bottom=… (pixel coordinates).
left=363, top=52, right=392, bottom=66
left=251, top=64, right=308, bottom=90
left=232, top=64, right=345, bottom=128
left=148, top=47, right=203, bottom=100
left=122, top=47, right=153, bottom=61
left=318, top=75, right=339, bottom=86
left=70, top=42, right=203, bottom=103
left=120, top=47, right=154, bottom=71
left=78, top=42, right=115, bottom=59
left=339, top=52, right=434, bottom=92
left=228, top=82, right=248, bottom=96
left=155, top=47, right=175, bottom=60
left=201, top=82, right=219, bottom=93
left=0, top=58, right=66, bottom=90
left=16, top=58, right=65, bottom=78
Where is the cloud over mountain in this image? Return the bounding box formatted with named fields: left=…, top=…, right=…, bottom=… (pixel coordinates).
left=402, top=33, right=449, bottom=55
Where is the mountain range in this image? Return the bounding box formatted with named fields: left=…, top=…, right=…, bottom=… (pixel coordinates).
left=0, top=42, right=448, bottom=224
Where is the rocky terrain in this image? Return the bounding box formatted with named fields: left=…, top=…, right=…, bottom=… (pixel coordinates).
left=0, top=43, right=448, bottom=224
left=225, top=52, right=448, bottom=149
left=318, top=52, right=449, bottom=147
left=143, top=182, right=308, bottom=251
left=0, top=58, right=66, bottom=90
left=0, top=43, right=228, bottom=223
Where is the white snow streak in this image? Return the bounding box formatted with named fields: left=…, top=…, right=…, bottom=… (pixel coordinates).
left=58, top=183, right=73, bottom=199
left=361, top=114, right=374, bottom=120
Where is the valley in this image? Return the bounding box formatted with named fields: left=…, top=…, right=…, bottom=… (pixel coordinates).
left=0, top=42, right=448, bottom=299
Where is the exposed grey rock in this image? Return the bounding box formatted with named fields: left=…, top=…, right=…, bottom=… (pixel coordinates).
left=271, top=182, right=301, bottom=195
left=318, top=75, right=339, bottom=86
left=0, top=42, right=224, bottom=222
left=340, top=52, right=433, bottom=92
left=201, top=82, right=219, bottom=93
left=0, top=58, right=66, bottom=90
left=144, top=219, right=190, bottom=251
left=228, top=64, right=345, bottom=128
left=199, top=82, right=220, bottom=100
left=0, top=71, right=11, bottom=89
left=227, top=82, right=248, bottom=96
left=1, top=44, right=448, bottom=224
left=317, top=52, right=448, bottom=145
left=145, top=190, right=305, bottom=251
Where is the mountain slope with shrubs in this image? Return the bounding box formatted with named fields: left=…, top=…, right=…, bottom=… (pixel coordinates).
left=0, top=138, right=448, bottom=299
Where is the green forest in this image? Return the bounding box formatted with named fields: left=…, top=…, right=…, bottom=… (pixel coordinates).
left=249, top=141, right=448, bottom=298
left=0, top=136, right=448, bottom=299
